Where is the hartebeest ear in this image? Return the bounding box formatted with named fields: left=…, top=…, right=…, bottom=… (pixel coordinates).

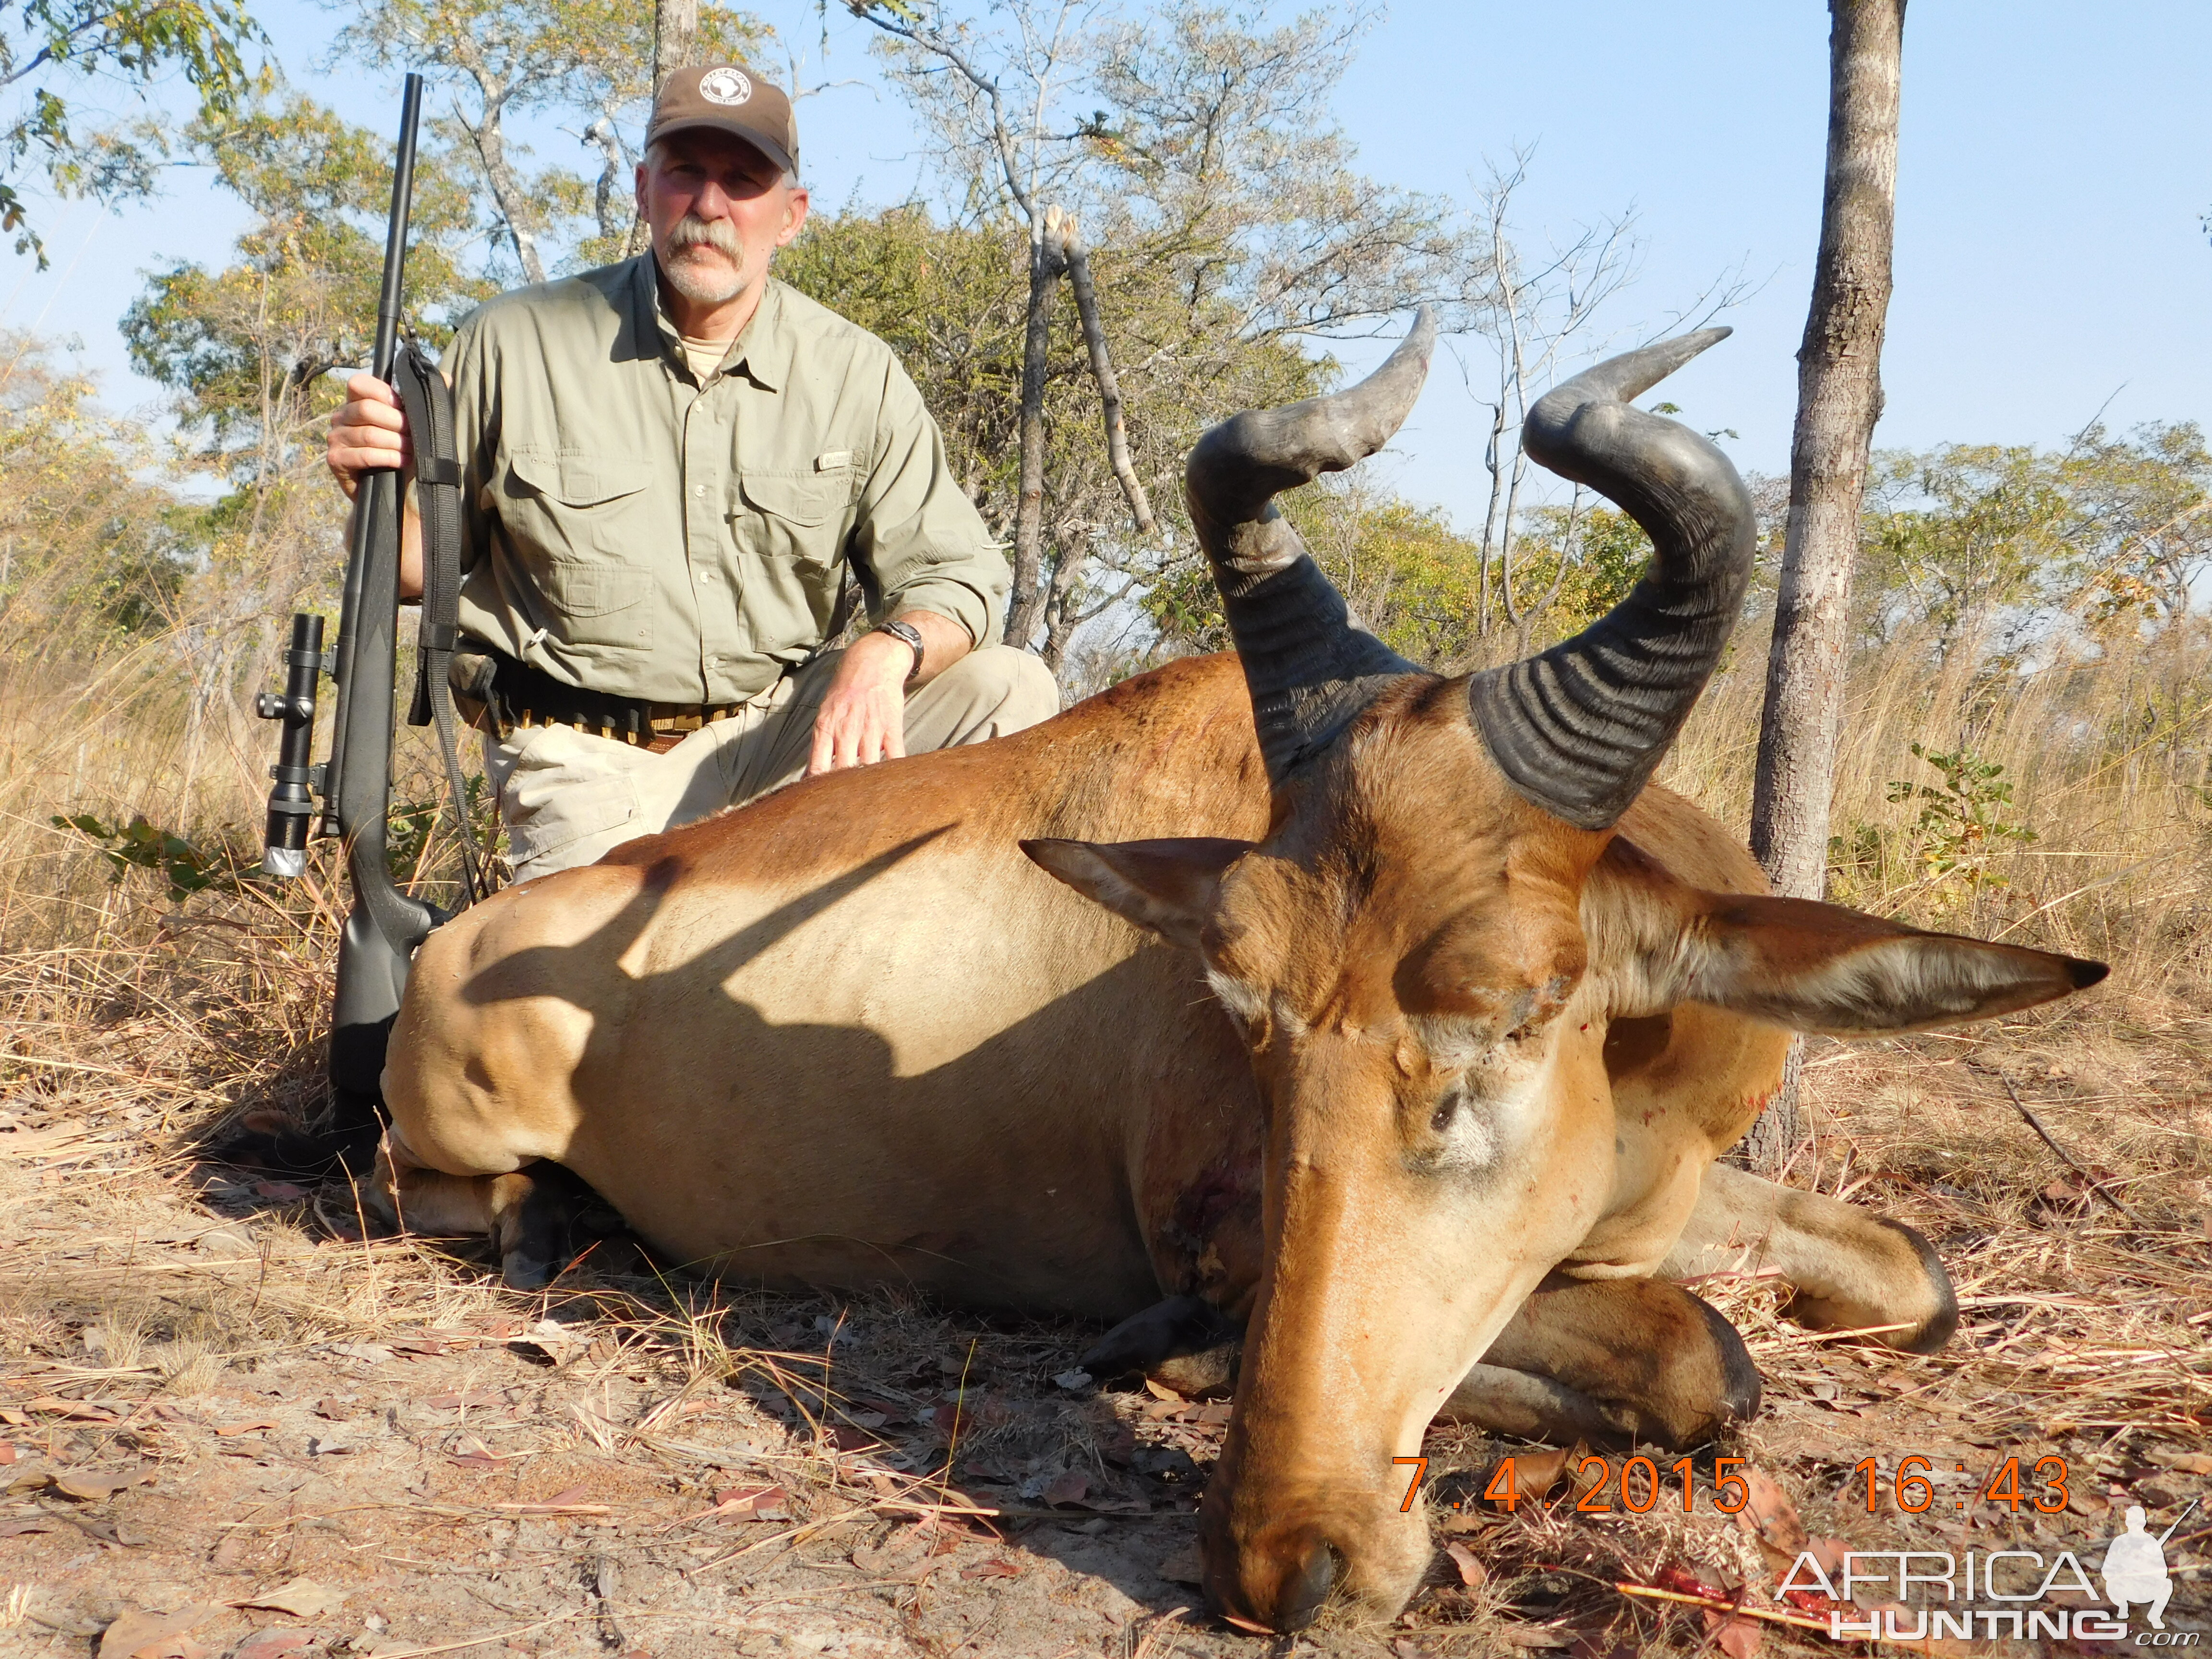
left=1671, top=893, right=2107, bottom=1035
left=1021, top=837, right=1256, bottom=952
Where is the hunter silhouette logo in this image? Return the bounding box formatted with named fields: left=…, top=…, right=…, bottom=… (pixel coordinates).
left=2106, top=1502, right=2193, bottom=1630
left=698, top=68, right=753, bottom=106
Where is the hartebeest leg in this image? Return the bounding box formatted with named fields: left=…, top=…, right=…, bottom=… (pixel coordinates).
left=369, top=1131, right=605, bottom=1290
left=1443, top=1275, right=1761, bottom=1450
left=1660, top=1162, right=1958, bottom=1354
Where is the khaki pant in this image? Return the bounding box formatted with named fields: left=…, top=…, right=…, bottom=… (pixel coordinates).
left=486, top=644, right=1059, bottom=879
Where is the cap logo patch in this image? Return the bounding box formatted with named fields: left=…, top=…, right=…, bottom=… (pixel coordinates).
left=698, top=68, right=753, bottom=106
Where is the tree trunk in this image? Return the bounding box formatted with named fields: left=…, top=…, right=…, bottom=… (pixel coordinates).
left=624, top=0, right=700, bottom=256
left=1058, top=215, right=1157, bottom=538
left=1005, top=209, right=1066, bottom=652
left=447, top=49, right=546, bottom=288
left=653, top=0, right=698, bottom=83
left=582, top=118, right=627, bottom=245
left=1743, top=0, right=1905, bottom=1173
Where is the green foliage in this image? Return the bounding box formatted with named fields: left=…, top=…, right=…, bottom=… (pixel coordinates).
left=1861, top=425, right=2212, bottom=657
left=50, top=811, right=246, bottom=902
left=781, top=202, right=1317, bottom=655
left=387, top=773, right=497, bottom=898
left=122, top=87, right=485, bottom=481
left=0, top=336, right=190, bottom=658
left=1884, top=742, right=2038, bottom=905
left=335, top=0, right=764, bottom=281
left=0, top=0, right=262, bottom=262
left=1508, top=504, right=1653, bottom=636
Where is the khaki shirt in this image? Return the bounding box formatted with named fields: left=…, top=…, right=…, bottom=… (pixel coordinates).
left=445, top=256, right=1009, bottom=706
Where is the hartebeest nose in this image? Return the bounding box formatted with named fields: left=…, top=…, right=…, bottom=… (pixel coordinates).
left=1206, top=1525, right=1340, bottom=1634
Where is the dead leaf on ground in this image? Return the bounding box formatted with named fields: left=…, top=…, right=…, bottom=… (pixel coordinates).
left=97, top=1605, right=216, bottom=1659
left=325, top=1344, right=392, bottom=1365
left=1493, top=1623, right=1572, bottom=1650
left=231, top=1630, right=320, bottom=1659
left=213, top=1419, right=280, bottom=1437
left=27, top=1397, right=120, bottom=1422
left=959, top=1557, right=1022, bottom=1579
left=1443, top=1539, right=1487, bottom=1588
left=709, top=1484, right=790, bottom=1521
left=447, top=1451, right=522, bottom=1471
left=1702, top=1609, right=1764, bottom=1659
left=1731, top=1465, right=1809, bottom=1565
left=0, top=1441, right=15, bottom=1464
left=52, top=1467, right=154, bottom=1501
left=230, top=1578, right=345, bottom=1620
left=1042, top=1469, right=1089, bottom=1507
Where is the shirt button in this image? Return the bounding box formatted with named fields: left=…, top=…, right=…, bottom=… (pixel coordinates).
left=693, top=484, right=707, bottom=497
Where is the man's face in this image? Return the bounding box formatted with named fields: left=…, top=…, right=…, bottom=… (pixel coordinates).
left=637, top=129, right=809, bottom=308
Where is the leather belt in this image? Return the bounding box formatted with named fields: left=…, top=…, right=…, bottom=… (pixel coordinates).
left=452, top=644, right=752, bottom=755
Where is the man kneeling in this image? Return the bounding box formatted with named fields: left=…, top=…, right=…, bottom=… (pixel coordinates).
left=326, top=62, right=1057, bottom=878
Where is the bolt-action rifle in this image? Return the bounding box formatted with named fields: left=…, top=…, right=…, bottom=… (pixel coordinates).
left=254, top=71, right=485, bottom=1165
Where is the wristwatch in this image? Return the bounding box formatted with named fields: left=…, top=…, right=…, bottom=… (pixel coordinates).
left=873, top=618, right=926, bottom=685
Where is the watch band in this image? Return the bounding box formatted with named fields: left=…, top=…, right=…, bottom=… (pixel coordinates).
left=874, top=618, right=926, bottom=684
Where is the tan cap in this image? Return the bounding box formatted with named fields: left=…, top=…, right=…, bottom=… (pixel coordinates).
left=645, top=64, right=798, bottom=177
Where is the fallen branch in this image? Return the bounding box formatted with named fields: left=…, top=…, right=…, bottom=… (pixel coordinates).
left=1981, top=1064, right=2148, bottom=1225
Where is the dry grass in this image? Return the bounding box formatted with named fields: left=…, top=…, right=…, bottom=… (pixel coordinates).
left=3, top=603, right=2210, bottom=1651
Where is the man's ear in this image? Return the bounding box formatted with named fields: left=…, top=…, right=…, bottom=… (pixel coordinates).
left=1021, top=837, right=1254, bottom=952
left=779, top=185, right=809, bottom=244
left=1675, top=894, right=2108, bottom=1035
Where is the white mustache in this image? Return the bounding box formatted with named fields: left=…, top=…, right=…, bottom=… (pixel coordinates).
left=668, top=215, right=742, bottom=259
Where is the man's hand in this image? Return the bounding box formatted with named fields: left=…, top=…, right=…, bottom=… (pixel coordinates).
left=808, top=630, right=914, bottom=774
left=327, top=371, right=411, bottom=499
left=806, top=612, right=971, bottom=776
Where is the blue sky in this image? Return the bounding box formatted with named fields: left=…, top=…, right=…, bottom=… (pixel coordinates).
left=5, top=0, right=2207, bottom=526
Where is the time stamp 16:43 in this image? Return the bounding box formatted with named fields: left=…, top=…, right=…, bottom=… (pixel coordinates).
left=1393, top=1454, right=2073, bottom=1515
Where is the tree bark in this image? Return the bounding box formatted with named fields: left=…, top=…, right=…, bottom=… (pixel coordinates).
left=1751, top=0, right=1904, bottom=899
left=1058, top=215, right=1157, bottom=539
left=1743, top=0, right=1905, bottom=1173
left=1005, top=208, right=1067, bottom=652
left=653, top=0, right=698, bottom=84
left=462, top=104, right=545, bottom=287
left=447, top=41, right=546, bottom=287
left=582, top=118, right=628, bottom=245
left=623, top=0, right=700, bottom=256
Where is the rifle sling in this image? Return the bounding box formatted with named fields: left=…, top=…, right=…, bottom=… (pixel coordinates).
left=396, top=339, right=487, bottom=907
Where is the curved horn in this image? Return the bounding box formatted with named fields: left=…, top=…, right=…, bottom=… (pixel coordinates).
left=1186, top=307, right=1437, bottom=781
left=1467, top=327, right=1755, bottom=830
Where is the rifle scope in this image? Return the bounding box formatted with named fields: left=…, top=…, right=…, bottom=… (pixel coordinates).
left=256, top=611, right=325, bottom=878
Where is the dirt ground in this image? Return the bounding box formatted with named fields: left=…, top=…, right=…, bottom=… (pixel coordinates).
left=3, top=972, right=2209, bottom=1658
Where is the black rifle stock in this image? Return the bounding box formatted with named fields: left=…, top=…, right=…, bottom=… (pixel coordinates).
left=256, top=71, right=436, bottom=1149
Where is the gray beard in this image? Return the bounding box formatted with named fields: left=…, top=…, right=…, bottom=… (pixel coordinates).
left=661, top=249, right=747, bottom=305
left=661, top=218, right=748, bottom=304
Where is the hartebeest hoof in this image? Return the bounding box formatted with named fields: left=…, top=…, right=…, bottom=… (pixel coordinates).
left=488, top=1161, right=606, bottom=1289
left=1078, top=1295, right=1241, bottom=1396
left=1468, top=1275, right=1761, bottom=1449
left=1787, top=1216, right=1960, bottom=1355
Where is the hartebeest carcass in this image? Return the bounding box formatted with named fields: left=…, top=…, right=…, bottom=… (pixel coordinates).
left=375, top=317, right=2103, bottom=1631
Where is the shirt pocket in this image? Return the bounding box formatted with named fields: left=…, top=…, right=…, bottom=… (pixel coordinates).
left=732, top=472, right=849, bottom=568
left=505, top=448, right=657, bottom=650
